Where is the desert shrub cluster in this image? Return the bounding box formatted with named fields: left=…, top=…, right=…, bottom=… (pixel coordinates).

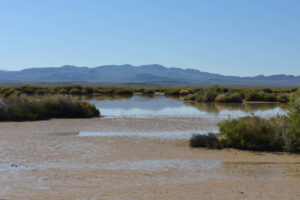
left=0, top=95, right=100, bottom=121
left=0, top=85, right=297, bottom=103
left=189, top=133, right=223, bottom=149
left=190, top=89, right=300, bottom=152
left=217, top=116, right=290, bottom=151
left=184, top=86, right=295, bottom=103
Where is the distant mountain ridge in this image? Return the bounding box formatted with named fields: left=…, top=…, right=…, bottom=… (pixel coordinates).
left=0, top=64, right=299, bottom=87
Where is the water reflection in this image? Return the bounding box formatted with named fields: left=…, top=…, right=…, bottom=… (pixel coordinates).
left=184, top=101, right=288, bottom=114
left=91, top=96, right=287, bottom=119
left=78, top=129, right=219, bottom=139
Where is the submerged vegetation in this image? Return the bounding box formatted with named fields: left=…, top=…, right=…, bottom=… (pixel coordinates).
left=0, top=95, right=100, bottom=121
left=190, top=89, right=300, bottom=153
left=0, top=85, right=297, bottom=103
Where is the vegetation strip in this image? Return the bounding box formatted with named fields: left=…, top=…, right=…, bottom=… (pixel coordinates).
left=0, top=85, right=297, bottom=103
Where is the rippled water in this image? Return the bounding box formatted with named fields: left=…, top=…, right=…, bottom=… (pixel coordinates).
left=91, top=96, right=287, bottom=119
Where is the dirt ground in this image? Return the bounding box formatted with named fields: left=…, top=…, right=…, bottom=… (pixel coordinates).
left=0, top=117, right=300, bottom=200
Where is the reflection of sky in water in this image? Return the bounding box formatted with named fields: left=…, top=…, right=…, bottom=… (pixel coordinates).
left=91, top=96, right=286, bottom=119
left=79, top=129, right=219, bottom=139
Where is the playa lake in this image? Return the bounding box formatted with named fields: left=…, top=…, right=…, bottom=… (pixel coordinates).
left=1, top=95, right=299, bottom=200
left=90, top=96, right=287, bottom=119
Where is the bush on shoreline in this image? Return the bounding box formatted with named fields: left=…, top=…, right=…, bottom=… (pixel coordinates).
left=189, top=133, right=223, bottom=149
left=195, top=91, right=218, bottom=102
left=0, top=95, right=100, bottom=121
left=215, top=93, right=242, bottom=103
left=217, top=116, right=289, bottom=151
left=190, top=90, right=300, bottom=152
left=191, top=116, right=299, bottom=152
left=190, top=115, right=300, bottom=152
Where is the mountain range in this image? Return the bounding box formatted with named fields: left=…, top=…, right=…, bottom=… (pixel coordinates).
left=0, top=64, right=299, bottom=87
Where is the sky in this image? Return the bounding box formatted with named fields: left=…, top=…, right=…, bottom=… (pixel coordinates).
left=0, top=0, right=299, bottom=76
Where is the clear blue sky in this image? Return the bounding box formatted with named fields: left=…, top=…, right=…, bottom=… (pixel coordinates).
left=0, top=0, right=299, bottom=76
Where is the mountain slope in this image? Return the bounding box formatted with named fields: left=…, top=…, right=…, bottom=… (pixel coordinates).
left=0, top=64, right=299, bottom=87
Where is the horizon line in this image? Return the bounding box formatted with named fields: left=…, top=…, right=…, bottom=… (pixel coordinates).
left=0, top=64, right=299, bottom=78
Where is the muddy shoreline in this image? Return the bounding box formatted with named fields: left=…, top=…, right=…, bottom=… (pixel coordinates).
left=1, top=117, right=300, bottom=199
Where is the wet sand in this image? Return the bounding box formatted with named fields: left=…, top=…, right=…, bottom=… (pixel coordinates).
left=1, top=117, right=300, bottom=199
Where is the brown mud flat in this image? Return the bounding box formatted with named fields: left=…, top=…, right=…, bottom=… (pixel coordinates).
left=0, top=118, right=300, bottom=200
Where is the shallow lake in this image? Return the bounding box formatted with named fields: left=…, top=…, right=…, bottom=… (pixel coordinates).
left=90, top=96, right=287, bottom=119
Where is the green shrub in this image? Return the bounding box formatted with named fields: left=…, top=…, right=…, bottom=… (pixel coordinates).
left=217, top=115, right=300, bottom=152
left=184, top=94, right=197, bottom=101
left=35, top=89, right=46, bottom=95
left=19, top=85, right=37, bottom=95
left=82, top=86, right=94, bottom=94
left=196, top=91, right=218, bottom=102
left=69, top=88, right=82, bottom=95
left=245, top=91, right=265, bottom=101
left=134, top=88, right=145, bottom=93
left=263, top=94, right=277, bottom=102
left=189, top=133, right=223, bottom=149
left=57, top=89, right=68, bottom=94
left=221, top=87, right=229, bottom=93
left=69, top=84, right=82, bottom=90
left=179, top=89, right=191, bottom=96
left=215, top=93, right=242, bottom=103
left=0, top=86, right=16, bottom=97
left=0, top=95, right=100, bottom=121
left=100, top=88, right=115, bottom=95
left=276, top=94, right=290, bottom=103
left=115, top=88, right=134, bottom=95
left=263, top=88, right=273, bottom=93
left=245, top=90, right=279, bottom=102
left=165, top=88, right=180, bottom=96
left=210, top=90, right=300, bottom=152
left=143, top=89, right=155, bottom=95
left=287, top=91, right=300, bottom=151
left=211, top=85, right=222, bottom=92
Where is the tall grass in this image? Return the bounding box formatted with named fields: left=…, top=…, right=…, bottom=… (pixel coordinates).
left=0, top=95, right=100, bottom=121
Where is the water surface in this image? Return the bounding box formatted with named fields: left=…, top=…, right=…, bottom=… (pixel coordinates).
left=91, top=96, right=287, bottom=119
left=78, top=130, right=219, bottom=139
